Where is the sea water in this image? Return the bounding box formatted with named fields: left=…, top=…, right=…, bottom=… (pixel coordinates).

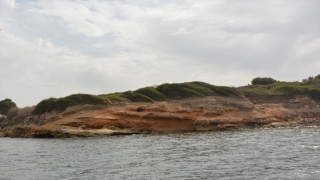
left=1, top=126, right=319, bottom=180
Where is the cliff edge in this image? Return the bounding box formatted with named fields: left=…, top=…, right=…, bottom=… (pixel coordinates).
left=1, top=95, right=319, bottom=138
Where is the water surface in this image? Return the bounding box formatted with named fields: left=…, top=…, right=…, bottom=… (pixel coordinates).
left=1, top=126, right=319, bottom=180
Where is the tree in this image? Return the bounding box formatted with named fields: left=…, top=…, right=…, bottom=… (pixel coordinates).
left=251, top=77, right=278, bottom=85
left=0, top=98, right=17, bottom=115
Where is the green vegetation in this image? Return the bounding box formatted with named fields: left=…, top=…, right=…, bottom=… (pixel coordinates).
left=238, top=74, right=320, bottom=101
left=121, top=91, right=154, bottom=102
left=134, top=87, right=166, bottom=101
left=156, top=82, right=241, bottom=99
left=251, top=77, right=278, bottom=85
left=308, top=89, right=320, bottom=100
left=98, top=93, right=129, bottom=103
left=210, top=85, right=241, bottom=97
left=33, top=98, right=57, bottom=115
left=32, top=82, right=241, bottom=115
left=0, top=98, right=17, bottom=115
left=32, top=94, right=106, bottom=115
left=31, top=75, right=320, bottom=115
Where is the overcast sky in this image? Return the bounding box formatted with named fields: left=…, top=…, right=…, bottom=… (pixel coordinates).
left=0, top=0, right=319, bottom=107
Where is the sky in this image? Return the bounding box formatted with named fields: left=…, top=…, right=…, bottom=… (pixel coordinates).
left=0, top=0, right=319, bottom=107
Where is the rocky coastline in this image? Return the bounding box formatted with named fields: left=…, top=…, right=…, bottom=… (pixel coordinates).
left=1, top=95, right=319, bottom=138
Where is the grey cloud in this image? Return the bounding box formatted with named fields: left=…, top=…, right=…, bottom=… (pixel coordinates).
left=0, top=0, right=319, bottom=107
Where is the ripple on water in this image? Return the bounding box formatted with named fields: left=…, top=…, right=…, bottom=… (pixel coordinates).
left=0, top=126, right=319, bottom=180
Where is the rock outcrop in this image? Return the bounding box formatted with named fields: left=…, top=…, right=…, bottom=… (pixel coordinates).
left=0, top=95, right=319, bottom=138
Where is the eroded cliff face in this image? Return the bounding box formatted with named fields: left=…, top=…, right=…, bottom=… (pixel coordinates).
left=0, top=95, right=319, bottom=138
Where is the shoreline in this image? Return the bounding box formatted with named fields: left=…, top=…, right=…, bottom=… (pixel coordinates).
left=1, top=95, right=319, bottom=138
left=1, top=121, right=319, bottom=138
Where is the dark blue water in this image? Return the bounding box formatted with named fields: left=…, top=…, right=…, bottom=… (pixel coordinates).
left=1, top=126, right=319, bottom=180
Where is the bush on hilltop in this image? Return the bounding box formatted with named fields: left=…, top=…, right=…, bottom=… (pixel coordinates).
left=0, top=98, right=17, bottom=115
left=251, top=77, right=278, bottom=85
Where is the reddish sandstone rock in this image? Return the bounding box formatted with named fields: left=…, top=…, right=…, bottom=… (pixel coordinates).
left=0, top=96, right=319, bottom=138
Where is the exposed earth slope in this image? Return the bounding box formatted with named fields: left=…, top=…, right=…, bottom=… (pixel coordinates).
left=1, top=95, right=319, bottom=138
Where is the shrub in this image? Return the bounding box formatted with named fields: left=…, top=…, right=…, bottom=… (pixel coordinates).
left=17, top=106, right=35, bottom=119
left=272, top=85, right=309, bottom=95
left=121, top=91, right=153, bottom=102
left=192, top=82, right=241, bottom=97
left=156, top=82, right=241, bottom=99
left=32, top=98, right=57, bottom=115
left=58, top=94, right=106, bottom=110
left=7, top=106, right=35, bottom=120
left=239, top=74, right=320, bottom=101
left=251, top=77, right=278, bottom=85
left=98, top=93, right=129, bottom=102
left=30, top=81, right=242, bottom=114
left=180, top=82, right=215, bottom=96
left=32, top=94, right=107, bottom=115
left=156, top=82, right=212, bottom=99
left=211, top=86, right=241, bottom=96
left=156, top=83, right=183, bottom=99
left=55, top=98, right=70, bottom=111
left=134, top=87, right=166, bottom=101
left=7, top=107, right=18, bottom=120
left=0, top=115, right=5, bottom=123
left=0, top=98, right=17, bottom=115
left=308, top=89, right=320, bottom=101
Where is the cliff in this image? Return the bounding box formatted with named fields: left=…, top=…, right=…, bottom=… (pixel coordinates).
left=1, top=95, right=319, bottom=138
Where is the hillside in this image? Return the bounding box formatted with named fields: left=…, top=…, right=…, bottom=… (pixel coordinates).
left=237, top=75, right=320, bottom=101
left=0, top=75, right=320, bottom=138
left=32, top=82, right=241, bottom=115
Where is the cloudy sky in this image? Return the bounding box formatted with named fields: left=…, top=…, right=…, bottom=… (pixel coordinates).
left=0, top=0, right=319, bottom=107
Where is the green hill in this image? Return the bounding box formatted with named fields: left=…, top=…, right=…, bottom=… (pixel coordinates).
left=237, top=74, right=320, bottom=100
left=32, top=82, right=241, bottom=115
left=31, top=75, right=320, bottom=115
